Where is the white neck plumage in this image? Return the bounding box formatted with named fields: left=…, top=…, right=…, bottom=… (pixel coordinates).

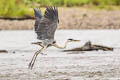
left=53, top=40, right=69, bottom=49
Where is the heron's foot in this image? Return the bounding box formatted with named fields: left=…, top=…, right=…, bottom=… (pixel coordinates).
left=28, top=61, right=36, bottom=69
left=28, top=62, right=33, bottom=69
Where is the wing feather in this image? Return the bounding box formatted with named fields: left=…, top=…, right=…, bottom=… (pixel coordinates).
left=35, top=6, right=59, bottom=40
left=34, top=8, right=42, bottom=31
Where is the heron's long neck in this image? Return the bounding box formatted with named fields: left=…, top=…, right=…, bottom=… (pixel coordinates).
left=53, top=40, right=69, bottom=49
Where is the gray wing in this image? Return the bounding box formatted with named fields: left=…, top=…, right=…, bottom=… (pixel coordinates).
left=36, top=6, right=59, bottom=40
left=34, top=8, right=42, bottom=31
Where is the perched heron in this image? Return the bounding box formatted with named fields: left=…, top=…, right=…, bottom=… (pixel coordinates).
left=28, top=6, right=80, bottom=69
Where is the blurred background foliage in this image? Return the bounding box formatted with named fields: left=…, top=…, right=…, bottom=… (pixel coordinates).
left=0, top=0, right=120, bottom=17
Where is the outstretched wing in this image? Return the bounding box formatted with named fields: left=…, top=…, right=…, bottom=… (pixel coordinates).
left=35, top=6, right=59, bottom=40
left=34, top=8, right=42, bottom=31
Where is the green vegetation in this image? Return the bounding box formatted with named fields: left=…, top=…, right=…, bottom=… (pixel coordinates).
left=0, top=0, right=120, bottom=17
left=0, top=0, right=33, bottom=17
left=24, top=0, right=89, bottom=7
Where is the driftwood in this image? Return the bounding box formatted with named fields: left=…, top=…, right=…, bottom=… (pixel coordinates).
left=0, top=15, right=34, bottom=20
left=0, top=50, right=8, bottom=53
left=64, top=41, right=113, bottom=52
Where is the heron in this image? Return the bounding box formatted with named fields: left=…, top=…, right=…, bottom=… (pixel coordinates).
left=28, top=6, right=80, bottom=69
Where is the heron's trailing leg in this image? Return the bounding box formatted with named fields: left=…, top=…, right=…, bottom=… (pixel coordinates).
left=28, top=50, right=40, bottom=69
left=29, top=51, right=39, bottom=69
left=28, top=47, right=44, bottom=69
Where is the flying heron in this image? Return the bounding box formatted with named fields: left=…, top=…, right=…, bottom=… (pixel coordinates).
left=28, top=6, right=80, bottom=69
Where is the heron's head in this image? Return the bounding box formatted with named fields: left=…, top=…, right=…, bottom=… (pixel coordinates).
left=67, top=38, right=80, bottom=42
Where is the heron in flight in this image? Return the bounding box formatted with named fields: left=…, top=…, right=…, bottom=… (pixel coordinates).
left=28, top=6, right=80, bottom=69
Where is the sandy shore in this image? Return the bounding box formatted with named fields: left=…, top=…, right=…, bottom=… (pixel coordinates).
left=0, top=8, right=120, bottom=30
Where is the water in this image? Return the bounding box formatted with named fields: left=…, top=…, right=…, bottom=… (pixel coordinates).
left=0, top=30, right=120, bottom=80
left=0, top=30, right=120, bottom=52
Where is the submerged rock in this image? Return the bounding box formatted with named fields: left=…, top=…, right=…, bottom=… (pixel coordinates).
left=0, top=50, right=8, bottom=53
left=64, top=41, right=113, bottom=52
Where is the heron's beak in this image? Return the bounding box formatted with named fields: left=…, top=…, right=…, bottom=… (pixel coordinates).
left=72, top=40, right=80, bottom=42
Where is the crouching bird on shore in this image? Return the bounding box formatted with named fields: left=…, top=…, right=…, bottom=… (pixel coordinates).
left=28, top=6, right=80, bottom=69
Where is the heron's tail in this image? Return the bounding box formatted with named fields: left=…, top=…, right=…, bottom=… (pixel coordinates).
left=31, top=42, right=42, bottom=45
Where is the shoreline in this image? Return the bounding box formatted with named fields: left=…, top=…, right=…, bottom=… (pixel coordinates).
left=0, top=8, right=120, bottom=30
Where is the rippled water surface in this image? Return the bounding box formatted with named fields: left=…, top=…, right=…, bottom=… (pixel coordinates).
left=0, top=30, right=120, bottom=80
